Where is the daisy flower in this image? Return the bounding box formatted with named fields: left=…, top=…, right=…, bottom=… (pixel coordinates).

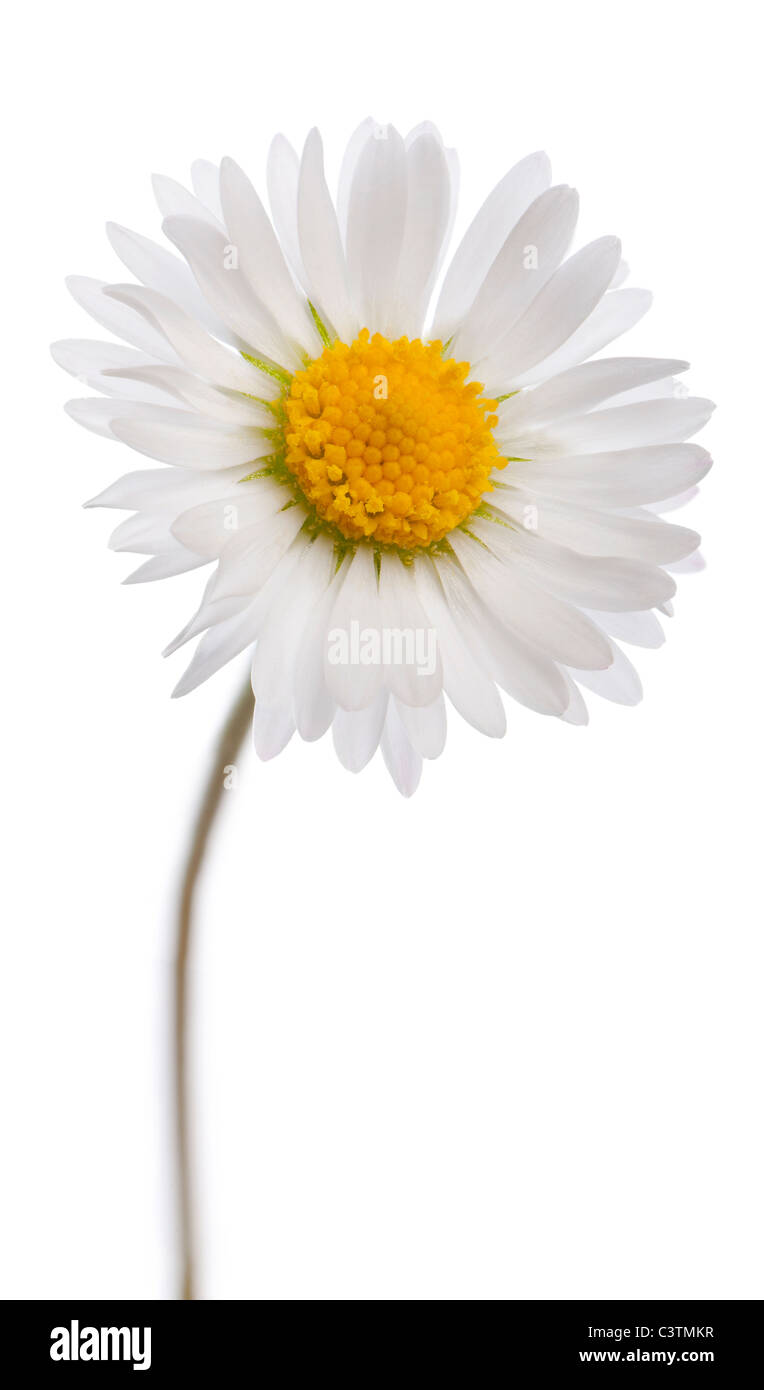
left=54, top=121, right=713, bottom=795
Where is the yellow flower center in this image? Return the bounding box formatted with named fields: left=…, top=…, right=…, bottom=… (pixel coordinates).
left=282, top=330, right=505, bottom=549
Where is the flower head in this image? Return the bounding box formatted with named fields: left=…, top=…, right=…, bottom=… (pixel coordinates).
left=54, top=122, right=713, bottom=794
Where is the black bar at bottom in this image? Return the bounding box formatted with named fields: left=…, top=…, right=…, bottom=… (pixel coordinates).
left=3, top=1298, right=760, bottom=1376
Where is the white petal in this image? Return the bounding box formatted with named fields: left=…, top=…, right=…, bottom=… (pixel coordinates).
left=332, top=694, right=388, bottom=773
left=251, top=535, right=335, bottom=706
left=405, top=122, right=458, bottom=239
left=267, top=134, right=307, bottom=284
left=478, top=236, right=622, bottom=389
left=65, top=397, right=171, bottom=442
left=500, top=357, right=690, bottom=431
left=507, top=442, right=712, bottom=508
left=110, top=409, right=269, bottom=470
left=377, top=554, right=443, bottom=706
left=453, top=184, right=579, bottom=364
left=66, top=276, right=179, bottom=363
left=489, top=491, right=700, bottom=563
left=52, top=339, right=170, bottom=403
left=172, top=608, right=259, bottom=695
left=380, top=700, right=422, bottom=797
left=219, top=156, right=318, bottom=356
left=108, top=512, right=179, bottom=554
left=253, top=702, right=295, bottom=760
left=152, top=173, right=224, bottom=231
left=297, top=129, right=358, bottom=343
left=568, top=642, right=642, bottom=705
left=105, top=221, right=240, bottom=346
left=480, top=521, right=675, bottom=611
left=606, top=377, right=689, bottom=407
left=345, top=125, right=407, bottom=334
left=645, top=487, right=700, bottom=515
left=391, top=132, right=452, bottom=337
left=102, top=364, right=272, bottom=427
left=324, top=545, right=384, bottom=711
left=509, top=288, right=653, bottom=388
left=163, top=588, right=251, bottom=658
left=337, top=118, right=377, bottom=242
left=209, top=504, right=306, bottom=599
left=403, top=126, right=459, bottom=287
left=162, top=215, right=301, bottom=370
left=104, top=283, right=270, bottom=395
left=537, top=397, right=714, bottom=454
left=432, top=151, right=552, bottom=342
left=86, top=465, right=245, bottom=512
left=293, top=555, right=348, bottom=741
left=665, top=550, right=706, bottom=574
left=586, top=609, right=664, bottom=649
left=190, top=159, right=224, bottom=222
left=124, top=550, right=207, bottom=583
left=171, top=478, right=287, bottom=556
left=450, top=528, right=613, bottom=670
left=395, top=695, right=447, bottom=759
left=436, top=558, right=569, bottom=716
left=415, top=558, right=506, bottom=737
left=559, top=674, right=589, bottom=725
left=173, top=539, right=306, bottom=694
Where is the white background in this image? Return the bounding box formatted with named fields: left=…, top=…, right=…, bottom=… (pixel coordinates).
left=2, top=0, right=761, bottom=1300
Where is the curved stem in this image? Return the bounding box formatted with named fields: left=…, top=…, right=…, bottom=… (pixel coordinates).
left=174, top=676, right=255, bottom=1300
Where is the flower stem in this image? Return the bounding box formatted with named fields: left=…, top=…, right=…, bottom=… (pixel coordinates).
left=174, top=675, right=255, bottom=1300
